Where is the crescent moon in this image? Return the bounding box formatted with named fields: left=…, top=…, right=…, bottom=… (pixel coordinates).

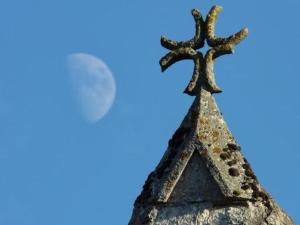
left=67, top=53, right=116, bottom=123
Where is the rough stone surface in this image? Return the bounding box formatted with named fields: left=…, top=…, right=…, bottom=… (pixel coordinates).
left=128, top=89, right=294, bottom=225
left=168, top=151, right=223, bottom=203
left=130, top=201, right=293, bottom=225
left=129, top=5, right=294, bottom=225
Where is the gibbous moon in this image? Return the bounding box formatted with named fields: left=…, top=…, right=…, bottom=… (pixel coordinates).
left=67, top=53, right=116, bottom=123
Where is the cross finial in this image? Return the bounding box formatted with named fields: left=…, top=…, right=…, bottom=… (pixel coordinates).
left=159, top=5, right=248, bottom=95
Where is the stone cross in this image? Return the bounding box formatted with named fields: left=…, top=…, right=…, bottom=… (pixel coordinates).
left=159, top=5, right=248, bottom=95
left=129, top=5, right=295, bottom=225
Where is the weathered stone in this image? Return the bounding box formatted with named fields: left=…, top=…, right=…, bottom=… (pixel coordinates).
left=129, top=87, right=295, bottom=224
left=128, top=4, right=294, bottom=225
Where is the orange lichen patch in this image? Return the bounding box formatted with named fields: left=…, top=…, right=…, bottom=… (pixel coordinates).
left=212, top=130, right=219, bottom=142
left=199, top=134, right=208, bottom=141
left=212, top=130, right=219, bottom=137
left=213, top=147, right=222, bottom=154
left=200, top=117, right=209, bottom=125
left=200, top=118, right=205, bottom=124
left=180, top=151, right=190, bottom=160
left=200, top=148, right=208, bottom=157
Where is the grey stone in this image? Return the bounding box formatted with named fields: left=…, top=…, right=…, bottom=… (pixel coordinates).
left=128, top=4, right=294, bottom=225
left=128, top=88, right=294, bottom=225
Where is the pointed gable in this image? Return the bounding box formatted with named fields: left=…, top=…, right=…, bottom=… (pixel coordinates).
left=134, top=89, right=260, bottom=207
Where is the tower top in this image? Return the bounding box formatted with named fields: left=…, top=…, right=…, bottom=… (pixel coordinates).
left=160, top=5, right=248, bottom=95
left=129, top=5, right=294, bottom=225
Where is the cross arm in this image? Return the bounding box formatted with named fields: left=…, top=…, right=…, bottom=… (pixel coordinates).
left=159, top=48, right=200, bottom=72
left=159, top=48, right=203, bottom=96
left=204, top=44, right=234, bottom=93
left=206, top=5, right=248, bottom=47
left=161, top=9, right=205, bottom=50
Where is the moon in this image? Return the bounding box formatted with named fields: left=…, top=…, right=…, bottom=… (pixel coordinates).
left=67, top=53, right=116, bottom=123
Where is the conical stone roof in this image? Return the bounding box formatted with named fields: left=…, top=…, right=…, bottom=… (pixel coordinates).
left=128, top=5, right=294, bottom=225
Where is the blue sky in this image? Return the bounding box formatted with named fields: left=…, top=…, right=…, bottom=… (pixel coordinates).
left=0, top=0, right=299, bottom=224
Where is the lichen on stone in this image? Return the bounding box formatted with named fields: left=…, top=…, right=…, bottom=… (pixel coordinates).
left=128, top=4, right=294, bottom=225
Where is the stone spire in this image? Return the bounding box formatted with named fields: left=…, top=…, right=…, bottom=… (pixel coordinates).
left=128, top=5, right=294, bottom=225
